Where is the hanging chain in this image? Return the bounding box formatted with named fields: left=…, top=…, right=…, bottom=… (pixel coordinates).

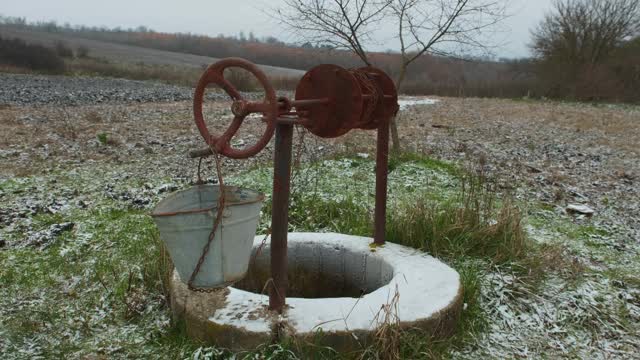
left=196, top=157, right=205, bottom=185
left=250, top=228, right=271, bottom=267
left=187, top=116, right=308, bottom=293
left=188, top=146, right=227, bottom=293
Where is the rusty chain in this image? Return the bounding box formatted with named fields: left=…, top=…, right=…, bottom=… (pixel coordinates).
left=188, top=145, right=227, bottom=293
left=350, top=69, right=380, bottom=125
left=188, top=104, right=308, bottom=293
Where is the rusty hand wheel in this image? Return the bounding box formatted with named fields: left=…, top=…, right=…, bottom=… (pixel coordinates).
left=193, top=58, right=278, bottom=159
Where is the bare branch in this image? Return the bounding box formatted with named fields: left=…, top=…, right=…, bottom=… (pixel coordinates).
left=531, top=0, right=640, bottom=65
left=275, top=0, right=511, bottom=152
left=396, top=0, right=509, bottom=68
left=276, top=0, right=392, bottom=65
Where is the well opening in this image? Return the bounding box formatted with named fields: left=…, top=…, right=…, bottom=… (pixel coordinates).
left=233, top=241, right=394, bottom=298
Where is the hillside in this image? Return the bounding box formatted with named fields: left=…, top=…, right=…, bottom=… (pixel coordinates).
left=0, top=22, right=539, bottom=98
left=0, top=25, right=305, bottom=79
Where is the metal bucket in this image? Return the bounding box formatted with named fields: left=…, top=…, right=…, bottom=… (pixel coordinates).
left=152, top=185, right=264, bottom=289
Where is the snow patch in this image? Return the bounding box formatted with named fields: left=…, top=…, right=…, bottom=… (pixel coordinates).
left=398, top=97, right=439, bottom=110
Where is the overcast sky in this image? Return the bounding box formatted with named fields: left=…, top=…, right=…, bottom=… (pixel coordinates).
left=0, top=0, right=553, bottom=58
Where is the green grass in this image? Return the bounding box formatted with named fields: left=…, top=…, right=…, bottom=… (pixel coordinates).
left=286, top=194, right=372, bottom=235
left=527, top=210, right=612, bottom=253
left=0, top=177, right=33, bottom=193
left=227, top=152, right=533, bottom=358
left=0, top=204, right=194, bottom=358
left=387, top=180, right=526, bottom=263
left=96, top=132, right=108, bottom=145
left=282, top=154, right=525, bottom=264
left=388, top=151, right=460, bottom=175
left=1, top=151, right=588, bottom=359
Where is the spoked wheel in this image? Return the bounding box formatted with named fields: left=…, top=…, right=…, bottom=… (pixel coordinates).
left=193, top=58, right=278, bottom=159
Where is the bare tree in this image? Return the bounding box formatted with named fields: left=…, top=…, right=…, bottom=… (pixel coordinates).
left=277, top=0, right=392, bottom=65
left=276, top=0, right=509, bottom=151
left=389, top=0, right=508, bottom=150
left=392, top=0, right=508, bottom=89
left=530, top=0, right=640, bottom=99
left=532, top=0, right=640, bottom=65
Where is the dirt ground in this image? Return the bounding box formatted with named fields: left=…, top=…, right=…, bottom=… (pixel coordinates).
left=1, top=95, right=638, bottom=241
left=1, top=94, right=639, bottom=358
left=396, top=97, right=640, bottom=242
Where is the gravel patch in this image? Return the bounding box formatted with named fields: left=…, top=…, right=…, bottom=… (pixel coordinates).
left=1, top=81, right=638, bottom=358
left=0, top=73, right=227, bottom=107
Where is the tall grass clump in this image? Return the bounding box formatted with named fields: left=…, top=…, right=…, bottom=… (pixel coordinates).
left=251, top=152, right=527, bottom=265
left=69, top=57, right=202, bottom=86
left=54, top=40, right=74, bottom=58
left=223, top=68, right=259, bottom=92
left=387, top=171, right=527, bottom=264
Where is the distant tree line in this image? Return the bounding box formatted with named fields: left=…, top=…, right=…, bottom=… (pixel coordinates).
left=0, top=15, right=537, bottom=98
left=1, top=6, right=638, bottom=103
left=0, top=27, right=90, bottom=74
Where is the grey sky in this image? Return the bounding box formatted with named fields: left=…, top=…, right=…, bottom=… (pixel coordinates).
left=0, top=0, right=553, bottom=58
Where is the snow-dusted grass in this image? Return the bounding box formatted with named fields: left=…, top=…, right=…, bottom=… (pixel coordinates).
left=229, top=153, right=533, bottom=358
left=232, top=152, right=526, bottom=266
left=1, top=151, right=638, bottom=359
left=228, top=152, right=462, bottom=236
left=0, top=204, right=178, bottom=358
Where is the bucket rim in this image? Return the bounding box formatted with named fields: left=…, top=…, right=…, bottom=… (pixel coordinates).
left=151, top=184, right=265, bottom=217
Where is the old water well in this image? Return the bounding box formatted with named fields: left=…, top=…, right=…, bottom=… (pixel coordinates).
left=154, top=57, right=462, bottom=350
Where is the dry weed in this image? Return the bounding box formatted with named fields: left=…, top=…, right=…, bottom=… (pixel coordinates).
left=85, top=110, right=103, bottom=123
left=360, top=286, right=402, bottom=360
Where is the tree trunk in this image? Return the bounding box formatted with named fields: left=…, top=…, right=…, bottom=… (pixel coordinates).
left=391, top=64, right=408, bottom=153
left=390, top=114, right=401, bottom=154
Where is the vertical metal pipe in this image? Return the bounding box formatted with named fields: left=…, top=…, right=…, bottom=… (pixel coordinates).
left=269, top=123, right=294, bottom=312
left=374, top=121, right=390, bottom=245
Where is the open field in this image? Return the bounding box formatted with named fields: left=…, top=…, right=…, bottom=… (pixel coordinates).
left=0, top=74, right=639, bottom=358
left=0, top=26, right=305, bottom=79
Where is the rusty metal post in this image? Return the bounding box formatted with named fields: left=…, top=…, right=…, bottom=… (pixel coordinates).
left=373, top=121, right=390, bottom=245
left=269, top=123, right=293, bottom=312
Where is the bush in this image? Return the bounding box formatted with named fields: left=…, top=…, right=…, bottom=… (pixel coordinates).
left=54, top=41, right=74, bottom=58
left=0, top=37, right=65, bottom=74
left=76, top=45, right=90, bottom=58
